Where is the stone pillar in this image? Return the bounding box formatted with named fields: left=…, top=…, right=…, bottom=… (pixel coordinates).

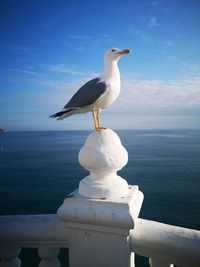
left=57, top=129, right=144, bottom=267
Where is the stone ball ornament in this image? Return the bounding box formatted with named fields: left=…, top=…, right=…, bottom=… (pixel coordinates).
left=78, top=129, right=129, bottom=198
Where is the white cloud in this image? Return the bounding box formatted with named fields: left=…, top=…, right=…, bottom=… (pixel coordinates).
left=49, top=64, right=97, bottom=77
left=6, top=65, right=200, bottom=116
left=130, top=29, right=150, bottom=41
left=3, top=67, right=42, bottom=76
left=148, top=17, right=159, bottom=27
left=33, top=75, right=200, bottom=127
left=4, top=66, right=200, bottom=115
left=3, top=65, right=200, bottom=129
left=111, top=76, right=200, bottom=115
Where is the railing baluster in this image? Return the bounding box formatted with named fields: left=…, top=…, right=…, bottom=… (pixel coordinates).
left=38, top=247, right=60, bottom=267
left=0, top=248, right=21, bottom=267
left=149, top=258, right=173, bottom=267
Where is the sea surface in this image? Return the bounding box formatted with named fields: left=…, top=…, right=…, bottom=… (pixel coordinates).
left=0, top=130, right=200, bottom=266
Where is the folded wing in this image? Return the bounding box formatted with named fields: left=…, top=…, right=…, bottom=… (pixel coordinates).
left=64, top=78, right=107, bottom=109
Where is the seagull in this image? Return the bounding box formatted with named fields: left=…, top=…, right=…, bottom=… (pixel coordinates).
left=50, top=48, right=130, bottom=131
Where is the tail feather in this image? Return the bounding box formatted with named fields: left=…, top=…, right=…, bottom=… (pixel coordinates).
left=49, top=108, right=74, bottom=119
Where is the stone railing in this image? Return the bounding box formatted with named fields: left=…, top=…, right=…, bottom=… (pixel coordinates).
left=0, top=214, right=69, bottom=266
left=1, top=129, right=199, bottom=267
left=1, top=214, right=200, bottom=267
left=129, top=219, right=200, bottom=267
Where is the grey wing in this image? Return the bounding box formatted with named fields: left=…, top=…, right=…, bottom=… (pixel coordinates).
left=64, top=78, right=107, bottom=109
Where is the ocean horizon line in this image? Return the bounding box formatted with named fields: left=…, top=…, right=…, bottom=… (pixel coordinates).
left=1, top=128, right=200, bottom=132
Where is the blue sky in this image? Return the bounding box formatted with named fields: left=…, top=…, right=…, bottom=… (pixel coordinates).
left=0, top=0, right=200, bottom=130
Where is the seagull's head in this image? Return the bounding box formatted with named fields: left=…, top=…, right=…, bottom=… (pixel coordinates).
left=104, top=48, right=131, bottom=63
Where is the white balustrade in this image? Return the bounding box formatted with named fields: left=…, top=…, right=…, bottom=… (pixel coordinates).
left=129, top=218, right=200, bottom=267
left=0, top=215, right=69, bottom=266
left=0, top=248, right=21, bottom=267
left=0, top=214, right=69, bottom=248
left=38, top=247, right=60, bottom=267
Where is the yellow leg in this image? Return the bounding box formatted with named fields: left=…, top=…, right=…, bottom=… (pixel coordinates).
left=96, top=111, right=106, bottom=131
left=97, top=111, right=100, bottom=128
left=92, top=111, right=98, bottom=130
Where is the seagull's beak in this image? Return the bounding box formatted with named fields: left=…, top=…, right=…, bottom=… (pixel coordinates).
left=118, top=49, right=131, bottom=55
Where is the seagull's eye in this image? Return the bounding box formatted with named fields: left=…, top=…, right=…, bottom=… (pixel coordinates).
left=111, top=49, right=116, bottom=52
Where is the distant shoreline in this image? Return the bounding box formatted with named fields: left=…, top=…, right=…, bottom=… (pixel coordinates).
left=0, top=128, right=7, bottom=133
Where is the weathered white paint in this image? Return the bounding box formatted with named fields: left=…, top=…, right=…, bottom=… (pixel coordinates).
left=58, top=186, right=144, bottom=229
left=57, top=186, right=144, bottom=267
left=78, top=128, right=129, bottom=198
left=0, top=215, right=69, bottom=248
left=129, top=219, right=200, bottom=267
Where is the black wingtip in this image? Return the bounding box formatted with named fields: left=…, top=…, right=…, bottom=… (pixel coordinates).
left=49, top=114, right=56, bottom=119
left=49, top=109, right=73, bottom=119
left=49, top=112, right=61, bottom=119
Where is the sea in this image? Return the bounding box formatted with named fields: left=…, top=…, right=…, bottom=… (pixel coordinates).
left=0, top=129, right=200, bottom=266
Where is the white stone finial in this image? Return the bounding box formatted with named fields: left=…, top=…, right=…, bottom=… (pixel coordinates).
left=78, top=128, right=129, bottom=198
